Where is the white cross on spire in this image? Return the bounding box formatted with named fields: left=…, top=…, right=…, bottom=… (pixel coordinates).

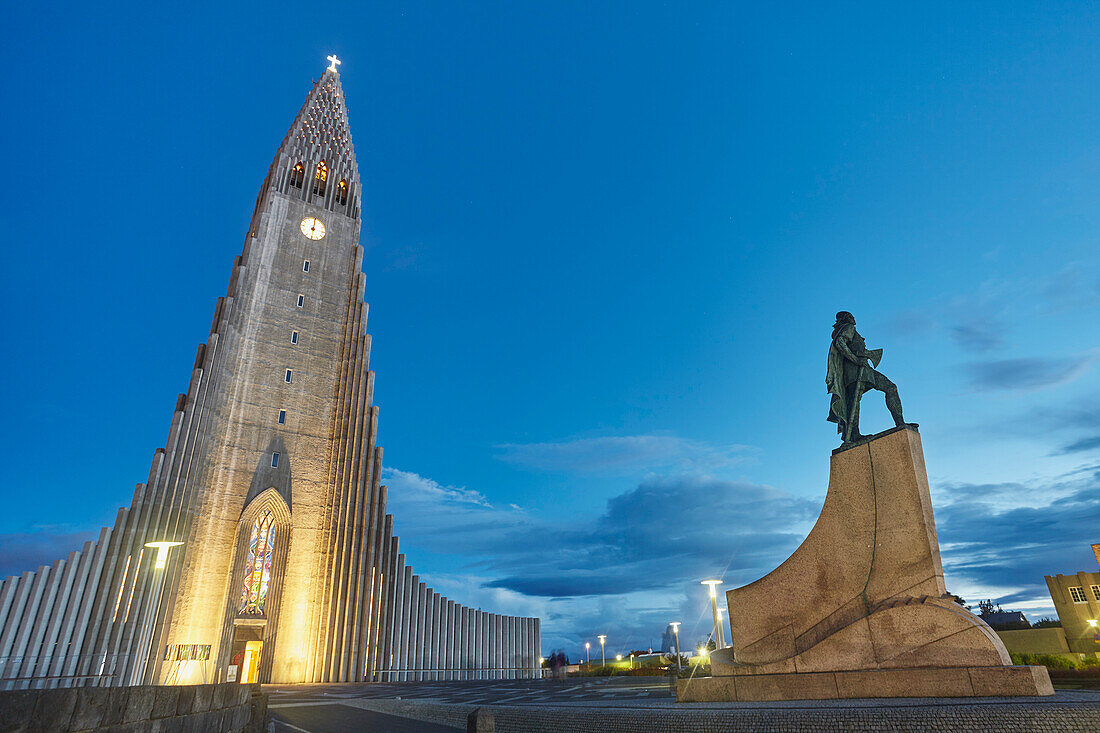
left=326, top=54, right=341, bottom=73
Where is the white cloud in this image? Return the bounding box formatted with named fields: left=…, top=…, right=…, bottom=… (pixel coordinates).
left=384, top=467, right=492, bottom=507
left=494, top=435, right=758, bottom=475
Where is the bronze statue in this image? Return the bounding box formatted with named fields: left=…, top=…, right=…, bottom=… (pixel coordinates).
left=826, top=311, right=909, bottom=444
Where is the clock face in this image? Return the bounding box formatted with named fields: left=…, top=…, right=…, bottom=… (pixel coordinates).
left=300, top=217, right=326, bottom=240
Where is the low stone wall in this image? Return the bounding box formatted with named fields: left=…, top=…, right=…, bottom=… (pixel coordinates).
left=0, top=682, right=267, bottom=733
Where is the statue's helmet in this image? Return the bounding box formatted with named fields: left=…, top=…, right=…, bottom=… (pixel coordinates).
left=834, top=311, right=855, bottom=326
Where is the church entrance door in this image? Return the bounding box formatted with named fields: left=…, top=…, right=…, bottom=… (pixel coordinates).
left=229, top=621, right=266, bottom=683
left=241, top=640, right=263, bottom=683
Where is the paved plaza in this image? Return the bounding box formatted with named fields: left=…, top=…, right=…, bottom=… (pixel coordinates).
left=267, top=676, right=1100, bottom=732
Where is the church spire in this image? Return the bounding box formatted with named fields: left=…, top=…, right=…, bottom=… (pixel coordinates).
left=264, top=57, right=360, bottom=219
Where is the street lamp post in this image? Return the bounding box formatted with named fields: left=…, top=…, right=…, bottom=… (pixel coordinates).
left=701, top=579, right=726, bottom=649
left=585, top=641, right=590, bottom=666
left=597, top=635, right=606, bottom=667
left=669, top=622, right=682, bottom=674
left=138, top=540, right=184, bottom=684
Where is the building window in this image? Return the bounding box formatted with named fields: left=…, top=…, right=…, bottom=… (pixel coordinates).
left=290, top=331, right=299, bottom=344
left=239, top=510, right=275, bottom=615
left=284, top=369, right=292, bottom=383
left=1092, top=585, right=1100, bottom=601
left=278, top=410, right=286, bottom=425
left=337, top=179, right=348, bottom=205
left=296, top=294, right=304, bottom=308
left=1070, top=586, right=1087, bottom=603
left=312, top=160, right=328, bottom=197
left=303, top=260, right=310, bottom=273
left=271, top=452, right=280, bottom=468
left=289, top=162, right=304, bottom=189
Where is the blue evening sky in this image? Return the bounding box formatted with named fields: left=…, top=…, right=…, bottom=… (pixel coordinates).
left=3, top=2, right=1099, bottom=657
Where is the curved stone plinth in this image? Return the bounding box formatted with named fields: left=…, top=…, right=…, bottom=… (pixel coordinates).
left=686, top=426, right=1051, bottom=700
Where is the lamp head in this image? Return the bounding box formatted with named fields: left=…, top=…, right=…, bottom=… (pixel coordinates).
left=598, top=635, right=606, bottom=644
left=144, top=540, right=184, bottom=569
left=701, top=579, right=723, bottom=598
left=1088, top=619, right=1099, bottom=628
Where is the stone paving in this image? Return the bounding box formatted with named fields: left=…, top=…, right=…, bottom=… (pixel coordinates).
left=267, top=677, right=1100, bottom=732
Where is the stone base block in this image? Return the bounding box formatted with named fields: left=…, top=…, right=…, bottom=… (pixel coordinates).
left=676, top=665, right=1053, bottom=702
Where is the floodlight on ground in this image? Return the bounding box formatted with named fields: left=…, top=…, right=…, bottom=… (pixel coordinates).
left=1089, top=619, right=1099, bottom=628
left=144, top=541, right=184, bottom=569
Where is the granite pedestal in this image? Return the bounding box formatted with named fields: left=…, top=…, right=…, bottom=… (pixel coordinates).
left=678, top=426, right=1052, bottom=702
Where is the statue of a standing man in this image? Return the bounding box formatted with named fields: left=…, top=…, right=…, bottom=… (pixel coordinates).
left=826, top=311, right=909, bottom=444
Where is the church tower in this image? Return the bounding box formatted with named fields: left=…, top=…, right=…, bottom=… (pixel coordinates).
left=0, top=58, right=540, bottom=688
left=158, top=56, right=379, bottom=684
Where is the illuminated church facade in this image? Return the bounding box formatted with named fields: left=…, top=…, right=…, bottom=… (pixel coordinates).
left=0, top=58, right=540, bottom=687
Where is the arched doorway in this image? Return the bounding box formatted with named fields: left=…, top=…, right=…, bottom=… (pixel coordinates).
left=219, top=488, right=291, bottom=683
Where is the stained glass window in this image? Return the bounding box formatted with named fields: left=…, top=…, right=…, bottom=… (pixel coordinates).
left=240, top=510, right=275, bottom=615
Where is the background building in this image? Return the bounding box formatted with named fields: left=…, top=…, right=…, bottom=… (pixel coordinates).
left=1045, top=543, right=1100, bottom=655
left=0, top=60, right=539, bottom=688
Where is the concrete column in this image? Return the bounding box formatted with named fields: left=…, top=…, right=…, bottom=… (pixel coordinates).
left=498, top=615, right=507, bottom=680
left=399, top=566, right=413, bottom=680
left=492, top=614, right=502, bottom=680
left=468, top=607, right=477, bottom=681
left=504, top=615, right=511, bottom=680
left=471, top=610, right=481, bottom=680
left=439, top=598, right=450, bottom=680
left=19, top=557, right=68, bottom=684
left=460, top=606, right=469, bottom=681
left=477, top=603, right=486, bottom=677
left=10, top=566, right=51, bottom=687
left=507, top=616, right=516, bottom=680
left=413, top=581, right=426, bottom=681
left=431, top=593, right=442, bottom=680
left=387, top=554, right=404, bottom=683
left=424, top=591, right=435, bottom=681
left=519, top=617, right=528, bottom=679
left=528, top=617, right=536, bottom=678
left=0, top=572, right=34, bottom=681
left=445, top=600, right=455, bottom=680
left=396, top=553, right=408, bottom=681
left=61, top=528, right=112, bottom=683
left=481, top=612, right=491, bottom=680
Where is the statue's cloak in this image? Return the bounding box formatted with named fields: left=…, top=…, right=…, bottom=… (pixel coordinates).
left=826, top=324, right=875, bottom=432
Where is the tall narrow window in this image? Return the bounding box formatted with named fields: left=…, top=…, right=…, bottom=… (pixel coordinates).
left=337, top=179, right=348, bottom=205
left=303, top=260, right=310, bottom=273
left=312, top=160, right=328, bottom=197
left=290, top=331, right=299, bottom=344
left=296, top=294, right=304, bottom=308
left=277, top=410, right=286, bottom=425
left=284, top=369, right=292, bottom=383
left=271, top=452, right=280, bottom=468
left=239, top=510, right=275, bottom=614
left=289, top=162, right=304, bottom=189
